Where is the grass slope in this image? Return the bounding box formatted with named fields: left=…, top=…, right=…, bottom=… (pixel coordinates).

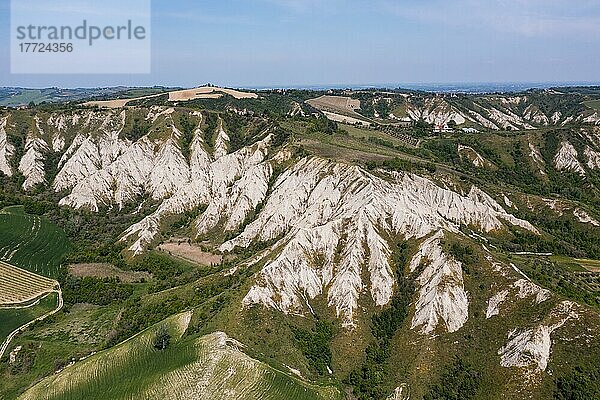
left=0, top=206, right=70, bottom=278
left=19, top=312, right=341, bottom=400
left=0, top=293, right=58, bottom=345
left=583, top=99, right=600, bottom=110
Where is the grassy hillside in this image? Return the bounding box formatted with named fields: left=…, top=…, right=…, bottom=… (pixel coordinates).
left=583, top=99, right=600, bottom=110
left=19, top=312, right=341, bottom=400
left=0, top=87, right=175, bottom=107
left=0, top=206, right=71, bottom=278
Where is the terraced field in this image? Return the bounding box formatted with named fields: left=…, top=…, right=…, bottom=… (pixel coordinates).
left=0, top=261, right=57, bottom=305
left=20, top=313, right=340, bottom=400
left=0, top=206, right=70, bottom=278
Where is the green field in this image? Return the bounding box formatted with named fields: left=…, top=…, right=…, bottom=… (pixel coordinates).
left=0, top=292, right=58, bottom=345
left=0, top=206, right=71, bottom=278
left=575, top=258, right=600, bottom=270
left=19, top=312, right=341, bottom=400
left=550, top=255, right=600, bottom=272
left=0, top=89, right=55, bottom=107
left=583, top=99, right=600, bottom=110
left=391, top=103, right=409, bottom=118
left=119, top=88, right=173, bottom=98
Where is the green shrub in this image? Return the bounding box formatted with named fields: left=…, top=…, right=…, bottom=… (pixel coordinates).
left=291, top=320, right=334, bottom=375
left=423, top=358, right=481, bottom=400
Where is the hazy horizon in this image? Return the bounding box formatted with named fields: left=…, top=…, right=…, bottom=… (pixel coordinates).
left=3, top=81, right=600, bottom=94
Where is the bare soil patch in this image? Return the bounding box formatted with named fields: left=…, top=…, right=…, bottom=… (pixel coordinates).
left=582, top=266, right=600, bottom=273
left=68, top=263, right=151, bottom=283
left=84, top=93, right=164, bottom=109
left=158, top=242, right=223, bottom=266
left=306, top=95, right=371, bottom=126
left=168, top=87, right=258, bottom=101
left=306, top=95, right=361, bottom=112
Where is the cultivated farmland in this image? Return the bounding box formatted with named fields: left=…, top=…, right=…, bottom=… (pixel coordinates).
left=19, top=313, right=341, bottom=400
left=306, top=95, right=372, bottom=126
left=0, top=206, right=70, bottom=278
left=84, top=86, right=258, bottom=108
left=0, top=261, right=57, bottom=305
left=306, top=95, right=361, bottom=113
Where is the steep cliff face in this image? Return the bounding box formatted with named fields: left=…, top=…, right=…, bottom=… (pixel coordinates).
left=409, top=231, right=468, bottom=334
left=0, top=116, right=14, bottom=177
left=498, top=301, right=579, bottom=375
left=2, top=107, right=597, bottom=327
left=528, top=142, right=547, bottom=176
left=44, top=113, right=546, bottom=332
left=44, top=116, right=554, bottom=331
left=553, top=141, right=586, bottom=176
left=120, top=130, right=273, bottom=254
left=49, top=109, right=206, bottom=211
left=54, top=135, right=103, bottom=192
left=406, top=98, right=467, bottom=127
left=213, top=158, right=537, bottom=327
left=19, top=136, right=48, bottom=190
left=585, top=146, right=600, bottom=169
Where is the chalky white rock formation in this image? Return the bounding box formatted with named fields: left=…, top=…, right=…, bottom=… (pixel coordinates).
left=498, top=301, right=578, bottom=373
left=574, top=208, right=600, bottom=226
left=0, top=116, right=14, bottom=177
left=554, top=141, right=585, bottom=176
left=214, top=158, right=537, bottom=327
left=1, top=107, right=552, bottom=331
left=121, top=130, right=273, bottom=254
left=409, top=231, right=468, bottom=334
left=584, top=146, right=600, bottom=169
left=486, top=290, right=509, bottom=319
left=458, top=144, right=489, bottom=168
left=19, top=136, right=48, bottom=190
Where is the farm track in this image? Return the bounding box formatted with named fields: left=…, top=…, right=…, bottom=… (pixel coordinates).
left=0, top=281, right=63, bottom=361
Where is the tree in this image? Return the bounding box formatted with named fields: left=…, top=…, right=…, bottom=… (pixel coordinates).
left=424, top=358, right=481, bottom=400
left=153, top=325, right=171, bottom=350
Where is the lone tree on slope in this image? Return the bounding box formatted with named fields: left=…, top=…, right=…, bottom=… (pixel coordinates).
left=154, top=325, right=171, bottom=351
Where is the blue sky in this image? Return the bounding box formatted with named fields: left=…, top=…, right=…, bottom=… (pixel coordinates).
left=1, top=0, right=599, bottom=88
